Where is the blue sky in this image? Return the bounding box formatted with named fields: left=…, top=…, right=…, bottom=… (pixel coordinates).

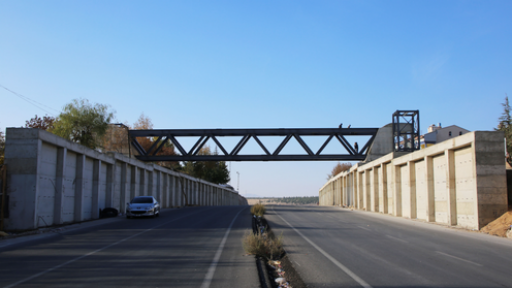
left=1, top=1, right=511, bottom=197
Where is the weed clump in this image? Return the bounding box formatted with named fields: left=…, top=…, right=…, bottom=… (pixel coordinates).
left=251, top=203, right=266, bottom=216
left=242, top=230, right=283, bottom=260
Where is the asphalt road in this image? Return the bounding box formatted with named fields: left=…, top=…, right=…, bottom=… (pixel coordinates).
left=0, top=206, right=259, bottom=288
left=266, top=205, right=512, bottom=288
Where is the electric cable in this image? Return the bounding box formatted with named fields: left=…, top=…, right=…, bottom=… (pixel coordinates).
left=0, top=83, right=60, bottom=116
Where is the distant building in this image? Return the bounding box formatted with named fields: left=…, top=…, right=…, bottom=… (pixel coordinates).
left=420, top=123, right=470, bottom=149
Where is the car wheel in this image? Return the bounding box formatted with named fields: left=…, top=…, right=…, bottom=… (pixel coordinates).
left=156, top=210, right=160, bottom=217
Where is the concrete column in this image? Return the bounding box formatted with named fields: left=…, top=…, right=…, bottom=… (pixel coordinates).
left=352, top=172, right=357, bottom=208
left=193, top=182, right=197, bottom=205
left=148, top=171, right=154, bottom=197
left=197, top=182, right=202, bottom=206
left=408, top=161, right=417, bottom=219
left=372, top=168, right=379, bottom=212
left=343, top=176, right=347, bottom=206
left=204, top=185, right=207, bottom=206
left=203, top=184, right=206, bottom=206
left=425, top=156, right=435, bottom=222
left=105, top=162, right=115, bottom=208
left=74, top=154, right=85, bottom=222
left=393, top=165, right=402, bottom=217
left=120, top=163, right=127, bottom=214
left=381, top=163, right=388, bottom=214
left=178, top=177, right=183, bottom=207
left=155, top=171, right=160, bottom=203
left=53, top=147, right=67, bottom=225
left=445, top=150, right=457, bottom=225
left=213, top=186, right=216, bottom=206
left=130, top=166, right=136, bottom=200
left=169, top=175, right=179, bottom=207
left=358, top=172, right=364, bottom=209
left=162, top=173, right=168, bottom=208
left=185, top=179, right=190, bottom=206
left=91, top=159, right=101, bottom=220
left=139, top=168, right=146, bottom=196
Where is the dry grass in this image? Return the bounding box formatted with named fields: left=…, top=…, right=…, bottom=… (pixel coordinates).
left=250, top=203, right=266, bottom=216
left=242, top=230, right=283, bottom=260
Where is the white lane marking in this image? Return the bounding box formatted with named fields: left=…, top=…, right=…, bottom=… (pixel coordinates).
left=358, top=226, right=371, bottom=231
left=200, top=208, right=244, bottom=288
left=3, top=208, right=212, bottom=288
left=385, top=235, right=408, bottom=244
left=273, top=207, right=372, bottom=288
left=436, top=251, right=483, bottom=267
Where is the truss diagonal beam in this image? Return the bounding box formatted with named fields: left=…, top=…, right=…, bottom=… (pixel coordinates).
left=252, top=135, right=271, bottom=155
left=129, top=127, right=379, bottom=161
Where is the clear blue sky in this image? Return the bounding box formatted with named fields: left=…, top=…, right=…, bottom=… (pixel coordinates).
left=1, top=1, right=511, bottom=197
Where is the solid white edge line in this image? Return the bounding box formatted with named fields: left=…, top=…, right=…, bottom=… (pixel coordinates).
left=3, top=208, right=212, bottom=288
left=200, top=208, right=245, bottom=288
left=273, top=206, right=373, bottom=288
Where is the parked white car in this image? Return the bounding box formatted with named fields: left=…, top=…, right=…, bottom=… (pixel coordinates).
left=126, top=196, right=160, bottom=218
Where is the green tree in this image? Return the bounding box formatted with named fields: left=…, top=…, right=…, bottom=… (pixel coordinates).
left=497, top=95, right=512, bottom=165
left=51, top=99, right=114, bottom=150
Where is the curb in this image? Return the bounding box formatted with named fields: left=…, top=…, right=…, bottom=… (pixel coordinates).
left=256, top=256, right=273, bottom=288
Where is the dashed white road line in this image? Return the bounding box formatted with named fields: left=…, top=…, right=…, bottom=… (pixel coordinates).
left=358, top=225, right=372, bottom=231
left=273, top=207, right=373, bottom=288
left=200, top=208, right=244, bottom=288
left=385, top=235, right=408, bottom=244
left=436, top=251, right=483, bottom=267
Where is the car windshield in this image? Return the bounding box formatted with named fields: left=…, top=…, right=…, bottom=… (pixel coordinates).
left=131, top=197, right=153, bottom=204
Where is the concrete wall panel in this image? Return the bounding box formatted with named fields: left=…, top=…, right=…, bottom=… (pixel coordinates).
left=99, top=162, right=108, bottom=210
left=62, top=150, right=77, bottom=223
left=36, top=142, right=58, bottom=227
left=113, top=162, right=122, bottom=211
left=415, top=160, right=427, bottom=220
left=400, top=165, right=411, bottom=218
left=0, top=128, right=246, bottom=230
left=433, top=154, right=448, bottom=224
left=386, top=164, right=393, bottom=214
left=82, top=157, right=94, bottom=220
left=453, top=146, right=476, bottom=228
left=319, top=131, right=507, bottom=230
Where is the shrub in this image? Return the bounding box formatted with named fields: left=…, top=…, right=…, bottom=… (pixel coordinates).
left=242, top=230, right=283, bottom=260
left=251, top=203, right=266, bottom=216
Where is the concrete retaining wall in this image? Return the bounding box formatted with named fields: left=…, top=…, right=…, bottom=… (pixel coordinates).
left=319, top=131, right=508, bottom=230
left=4, top=128, right=247, bottom=231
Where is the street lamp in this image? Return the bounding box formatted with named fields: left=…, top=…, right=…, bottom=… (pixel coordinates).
left=236, top=171, right=240, bottom=192
left=110, top=123, right=131, bottom=158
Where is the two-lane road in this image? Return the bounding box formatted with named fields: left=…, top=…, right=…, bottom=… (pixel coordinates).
left=0, top=206, right=258, bottom=288
left=267, top=205, right=512, bottom=288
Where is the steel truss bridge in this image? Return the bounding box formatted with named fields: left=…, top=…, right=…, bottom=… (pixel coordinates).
left=129, top=128, right=378, bottom=162
left=127, top=110, right=419, bottom=162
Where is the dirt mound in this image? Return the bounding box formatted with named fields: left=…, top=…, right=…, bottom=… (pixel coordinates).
left=480, top=209, right=512, bottom=237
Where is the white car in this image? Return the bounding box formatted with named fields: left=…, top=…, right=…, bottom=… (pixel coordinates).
left=126, top=196, right=160, bottom=218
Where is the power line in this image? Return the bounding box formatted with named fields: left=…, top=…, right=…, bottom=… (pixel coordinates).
left=0, top=83, right=60, bottom=116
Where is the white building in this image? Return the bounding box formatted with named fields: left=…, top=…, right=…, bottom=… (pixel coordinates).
left=420, top=123, right=470, bottom=149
